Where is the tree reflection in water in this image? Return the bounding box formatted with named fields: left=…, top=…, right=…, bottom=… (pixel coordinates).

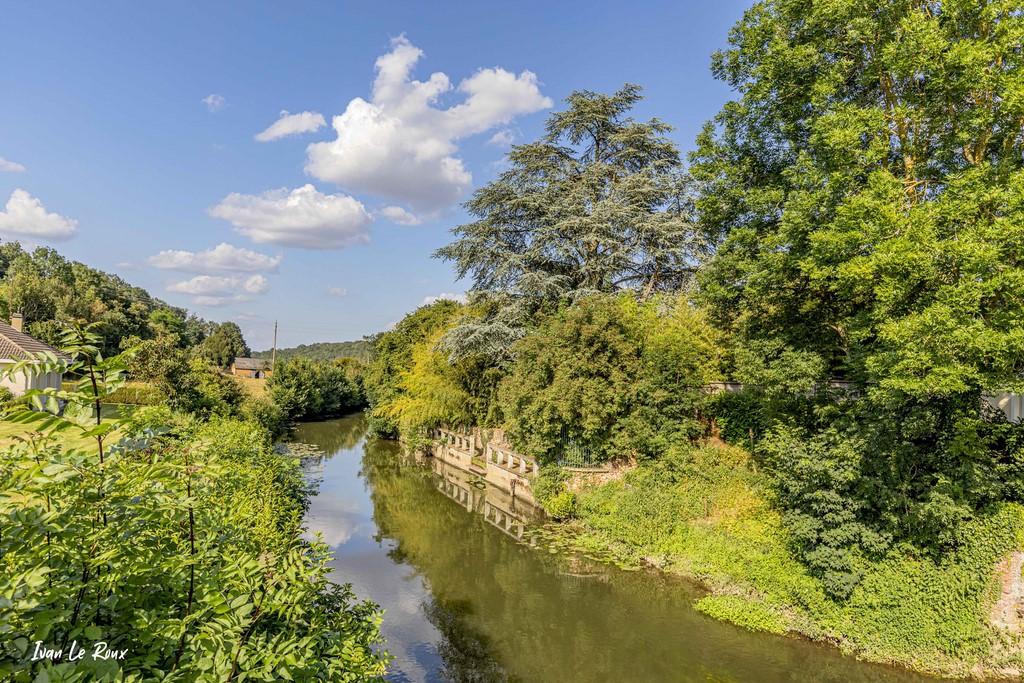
left=300, top=415, right=938, bottom=683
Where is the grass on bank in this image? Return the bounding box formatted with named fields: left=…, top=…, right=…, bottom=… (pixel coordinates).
left=552, top=444, right=1024, bottom=678
left=231, top=374, right=270, bottom=398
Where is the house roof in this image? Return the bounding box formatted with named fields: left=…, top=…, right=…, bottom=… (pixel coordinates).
left=0, top=321, right=72, bottom=362
left=233, top=357, right=271, bottom=371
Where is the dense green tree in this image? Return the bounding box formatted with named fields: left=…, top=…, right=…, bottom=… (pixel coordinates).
left=0, top=241, right=208, bottom=356
left=693, top=0, right=1024, bottom=397
left=362, top=300, right=465, bottom=437
left=438, top=84, right=700, bottom=299
left=147, top=308, right=185, bottom=341
left=499, top=294, right=722, bottom=463
left=267, top=357, right=362, bottom=420
left=120, top=333, right=185, bottom=383
left=694, top=0, right=1024, bottom=595
left=434, top=85, right=704, bottom=360
left=163, top=358, right=246, bottom=417
left=198, top=321, right=251, bottom=368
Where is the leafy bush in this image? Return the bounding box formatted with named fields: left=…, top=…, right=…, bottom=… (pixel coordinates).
left=499, top=294, right=722, bottom=463
left=546, top=490, right=578, bottom=521
left=268, top=357, right=363, bottom=420
left=0, top=386, right=14, bottom=410
left=757, top=394, right=1024, bottom=598
left=0, top=323, right=388, bottom=681
left=241, top=395, right=290, bottom=439
left=165, top=358, right=245, bottom=417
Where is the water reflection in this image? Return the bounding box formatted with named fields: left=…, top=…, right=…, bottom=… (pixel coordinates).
left=298, top=415, right=943, bottom=683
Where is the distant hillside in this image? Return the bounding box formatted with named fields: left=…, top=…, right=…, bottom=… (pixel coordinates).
left=252, top=340, right=373, bottom=363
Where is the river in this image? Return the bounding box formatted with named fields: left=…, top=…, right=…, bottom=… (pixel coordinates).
left=296, top=414, right=941, bottom=683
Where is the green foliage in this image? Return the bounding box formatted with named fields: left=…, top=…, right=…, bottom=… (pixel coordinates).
left=690, top=0, right=1024, bottom=611
left=0, top=323, right=388, bottom=680
left=766, top=395, right=1024, bottom=590
left=267, top=357, right=363, bottom=421
left=362, top=300, right=466, bottom=438
left=434, top=85, right=705, bottom=360
left=499, top=294, right=722, bottom=463
left=0, top=242, right=211, bottom=357
left=694, top=0, right=1024, bottom=400
left=565, top=443, right=1024, bottom=677
left=161, top=358, right=245, bottom=418
left=120, top=332, right=186, bottom=383
left=694, top=595, right=788, bottom=635
left=546, top=490, right=578, bottom=521
left=530, top=466, right=569, bottom=510
left=436, top=84, right=701, bottom=302
left=198, top=322, right=251, bottom=369
left=241, top=395, right=290, bottom=439
left=252, top=340, right=373, bottom=364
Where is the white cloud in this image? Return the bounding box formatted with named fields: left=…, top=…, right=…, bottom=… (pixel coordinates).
left=327, top=286, right=349, bottom=297
left=147, top=242, right=281, bottom=274
left=255, top=110, right=326, bottom=142
left=209, top=184, right=372, bottom=249
left=377, top=205, right=422, bottom=225
left=167, top=274, right=268, bottom=306
left=487, top=129, right=515, bottom=147
left=202, top=94, right=227, bottom=112
left=0, top=189, right=78, bottom=241
left=0, top=156, right=26, bottom=173
left=420, top=292, right=467, bottom=307
left=305, top=36, right=551, bottom=213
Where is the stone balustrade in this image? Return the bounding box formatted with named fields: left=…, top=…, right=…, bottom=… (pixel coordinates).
left=438, top=428, right=476, bottom=455
left=485, top=443, right=539, bottom=476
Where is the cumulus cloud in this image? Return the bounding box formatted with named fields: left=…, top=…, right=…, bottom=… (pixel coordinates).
left=305, top=36, right=551, bottom=213
left=327, top=286, right=349, bottom=297
left=487, top=129, right=515, bottom=147
left=0, top=156, right=26, bottom=172
left=167, top=274, right=268, bottom=306
left=420, top=292, right=467, bottom=307
left=0, top=189, right=78, bottom=241
left=202, top=94, right=227, bottom=112
left=255, top=110, right=326, bottom=142
left=377, top=205, right=422, bottom=225
left=147, top=242, right=281, bottom=274
left=209, top=184, right=372, bottom=249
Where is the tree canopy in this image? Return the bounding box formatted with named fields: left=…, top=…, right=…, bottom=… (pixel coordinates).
left=693, top=0, right=1024, bottom=399
left=436, top=84, right=703, bottom=302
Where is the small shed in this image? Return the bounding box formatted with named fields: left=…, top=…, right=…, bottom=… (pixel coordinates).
left=0, top=314, right=70, bottom=397
left=231, top=357, right=272, bottom=379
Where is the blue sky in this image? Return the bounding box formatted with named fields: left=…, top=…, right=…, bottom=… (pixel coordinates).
left=0, top=0, right=749, bottom=350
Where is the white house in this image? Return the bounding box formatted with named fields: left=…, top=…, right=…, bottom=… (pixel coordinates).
left=0, top=314, right=69, bottom=397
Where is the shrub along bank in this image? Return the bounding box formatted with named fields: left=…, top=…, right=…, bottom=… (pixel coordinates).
left=0, top=324, right=388, bottom=681
left=363, top=295, right=1024, bottom=678
left=544, top=444, right=1024, bottom=678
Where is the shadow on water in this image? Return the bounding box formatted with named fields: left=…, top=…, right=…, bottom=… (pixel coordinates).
left=297, top=415, right=947, bottom=683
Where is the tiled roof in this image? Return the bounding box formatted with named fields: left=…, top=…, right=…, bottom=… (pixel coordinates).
left=233, top=357, right=271, bottom=371
left=0, top=321, right=72, bottom=362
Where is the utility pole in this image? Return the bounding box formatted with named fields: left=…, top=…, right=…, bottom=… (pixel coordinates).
left=272, top=320, right=278, bottom=370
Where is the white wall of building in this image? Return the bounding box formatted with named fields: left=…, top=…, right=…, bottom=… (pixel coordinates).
left=0, top=361, right=63, bottom=397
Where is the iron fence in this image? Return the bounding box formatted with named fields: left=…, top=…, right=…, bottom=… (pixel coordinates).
left=556, top=426, right=601, bottom=468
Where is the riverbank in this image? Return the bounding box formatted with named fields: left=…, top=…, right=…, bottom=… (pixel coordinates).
left=535, top=442, right=1024, bottom=680
left=302, top=415, right=934, bottom=682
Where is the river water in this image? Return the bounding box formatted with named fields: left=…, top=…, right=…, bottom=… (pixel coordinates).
left=297, top=415, right=940, bottom=683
